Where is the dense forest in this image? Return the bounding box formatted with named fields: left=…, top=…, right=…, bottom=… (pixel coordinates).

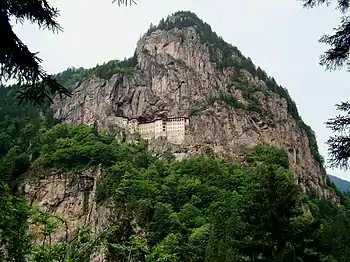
left=2, top=81, right=350, bottom=261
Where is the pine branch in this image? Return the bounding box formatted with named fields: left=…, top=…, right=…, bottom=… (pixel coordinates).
left=0, top=0, right=69, bottom=106
left=326, top=135, right=350, bottom=170
left=335, top=101, right=350, bottom=111
left=301, top=0, right=350, bottom=13
left=301, top=0, right=350, bottom=70
left=301, top=0, right=331, bottom=9
left=319, top=16, right=350, bottom=71
left=6, top=0, right=62, bottom=32
left=326, top=114, right=350, bottom=133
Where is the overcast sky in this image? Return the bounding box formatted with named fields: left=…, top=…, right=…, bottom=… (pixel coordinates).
left=12, top=0, right=350, bottom=180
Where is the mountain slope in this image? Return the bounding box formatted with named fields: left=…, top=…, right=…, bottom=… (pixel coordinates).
left=52, top=11, right=337, bottom=200
left=329, top=174, right=350, bottom=193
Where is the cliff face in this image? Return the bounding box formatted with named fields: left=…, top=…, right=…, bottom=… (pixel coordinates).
left=22, top=166, right=110, bottom=261
left=52, top=13, right=336, bottom=200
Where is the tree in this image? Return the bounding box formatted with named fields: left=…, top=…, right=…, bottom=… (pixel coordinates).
left=0, top=0, right=138, bottom=106
left=207, top=163, right=320, bottom=262
left=0, top=182, right=31, bottom=261
left=325, top=102, right=350, bottom=170
left=301, top=0, right=350, bottom=71
left=301, top=0, right=350, bottom=169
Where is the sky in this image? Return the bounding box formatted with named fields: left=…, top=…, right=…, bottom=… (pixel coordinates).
left=12, top=0, right=350, bottom=180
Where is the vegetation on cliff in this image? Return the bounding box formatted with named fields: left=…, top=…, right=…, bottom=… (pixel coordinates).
left=17, top=11, right=320, bottom=169
left=46, top=11, right=324, bottom=169
left=1, top=86, right=350, bottom=261
left=53, top=53, right=138, bottom=90
left=145, top=11, right=298, bottom=117
left=144, top=11, right=324, bottom=167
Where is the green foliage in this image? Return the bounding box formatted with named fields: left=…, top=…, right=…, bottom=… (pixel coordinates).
left=162, top=150, right=176, bottom=162
left=231, top=75, right=263, bottom=113
left=54, top=53, right=138, bottom=90
left=240, top=56, right=257, bottom=76
left=325, top=102, right=350, bottom=171
left=187, top=223, right=211, bottom=262
left=189, top=101, right=206, bottom=116
left=146, top=11, right=298, bottom=115
left=0, top=182, right=31, bottom=261
left=146, top=233, right=182, bottom=262
left=0, top=87, right=42, bottom=153
left=258, top=76, right=323, bottom=168
left=107, top=233, right=149, bottom=262
left=264, top=76, right=301, bottom=120
left=298, top=120, right=325, bottom=166
left=95, top=143, right=333, bottom=261
left=54, top=67, right=91, bottom=90
left=0, top=181, right=109, bottom=262
left=96, top=154, right=244, bottom=259
left=0, top=145, right=30, bottom=183
left=207, top=91, right=246, bottom=110
left=231, top=71, right=323, bottom=166
left=1, top=104, right=350, bottom=261
left=189, top=91, right=259, bottom=116
left=28, top=208, right=108, bottom=262
left=247, top=145, right=290, bottom=169
left=0, top=87, right=52, bottom=184
left=2, top=0, right=138, bottom=106
left=301, top=0, right=350, bottom=71
left=39, top=124, right=120, bottom=171
left=90, top=59, right=137, bottom=80
left=208, top=164, right=320, bottom=261
left=326, top=175, right=345, bottom=204
left=145, top=11, right=243, bottom=69
left=306, top=195, right=350, bottom=262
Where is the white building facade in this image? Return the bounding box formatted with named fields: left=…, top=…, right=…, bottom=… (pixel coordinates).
left=116, top=116, right=189, bottom=144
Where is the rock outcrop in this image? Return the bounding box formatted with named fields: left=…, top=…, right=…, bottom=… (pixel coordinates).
left=22, top=166, right=110, bottom=261
left=52, top=12, right=337, bottom=202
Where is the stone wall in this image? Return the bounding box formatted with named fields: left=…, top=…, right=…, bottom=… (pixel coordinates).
left=115, top=116, right=189, bottom=144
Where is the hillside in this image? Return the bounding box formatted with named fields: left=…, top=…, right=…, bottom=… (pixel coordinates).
left=3, top=10, right=350, bottom=262
left=329, top=174, right=350, bottom=192
left=52, top=11, right=334, bottom=200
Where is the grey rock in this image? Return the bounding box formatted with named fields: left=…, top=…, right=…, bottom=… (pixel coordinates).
left=52, top=26, right=337, bottom=201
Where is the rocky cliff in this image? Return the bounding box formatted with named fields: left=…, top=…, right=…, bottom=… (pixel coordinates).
left=52, top=11, right=336, bottom=200
left=22, top=166, right=110, bottom=261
